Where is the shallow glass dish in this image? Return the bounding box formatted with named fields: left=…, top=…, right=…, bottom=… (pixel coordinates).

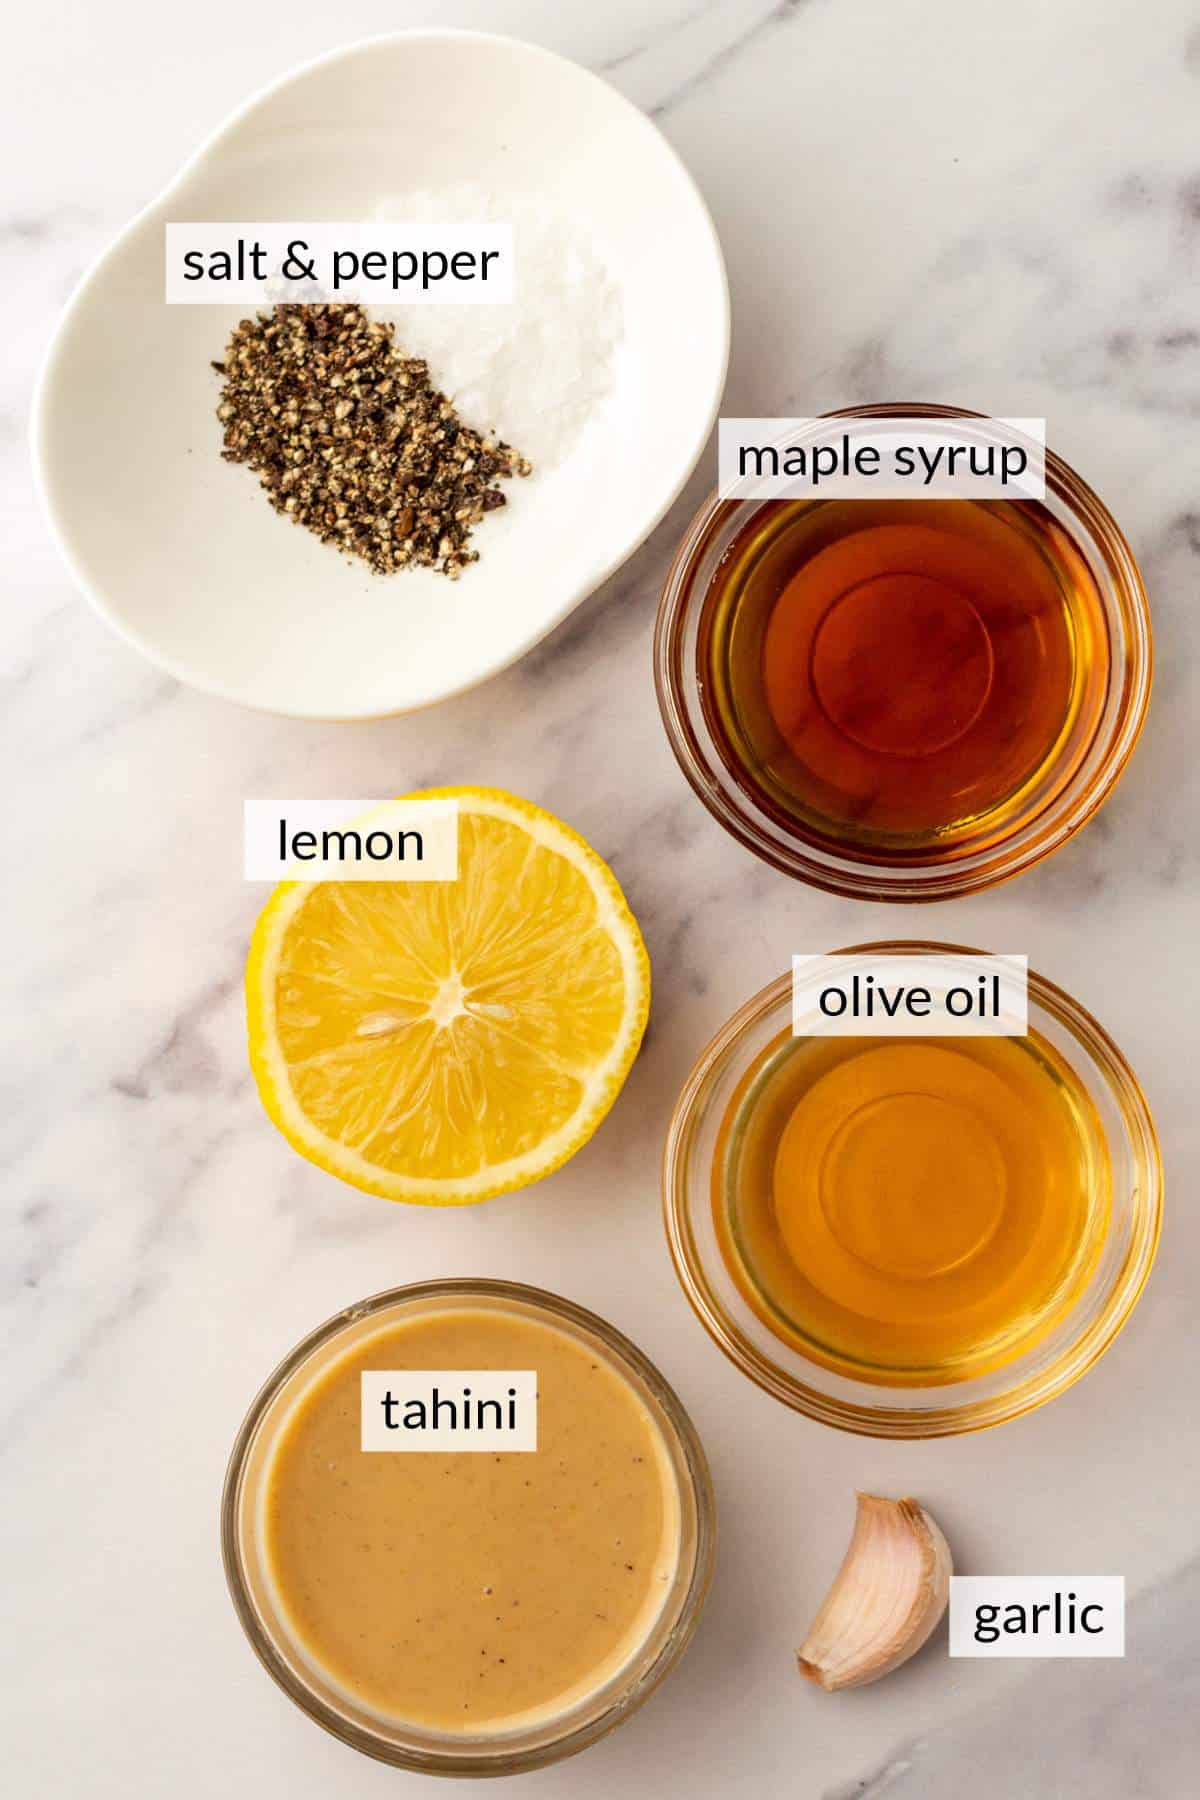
left=653, top=404, right=1152, bottom=901
left=663, top=946, right=1161, bottom=1437
left=222, top=1279, right=714, bottom=1776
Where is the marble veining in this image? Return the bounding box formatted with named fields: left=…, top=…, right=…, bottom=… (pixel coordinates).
left=5, top=1, right=1199, bottom=1796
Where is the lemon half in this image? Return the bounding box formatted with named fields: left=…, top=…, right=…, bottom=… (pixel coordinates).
left=246, top=788, right=650, bottom=1204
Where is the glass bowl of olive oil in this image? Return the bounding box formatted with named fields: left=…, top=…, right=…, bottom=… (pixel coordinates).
left=654, top=405, right=1152, bottom=901
left=662, top=944, right=1161, bottom=1437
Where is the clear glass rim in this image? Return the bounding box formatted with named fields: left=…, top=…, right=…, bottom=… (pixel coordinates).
left=221, top=1278, right=716, bottom=1776
left=662, top=942, right=1163, bottom=1438
left=653, top=403, right=1153, bottom=901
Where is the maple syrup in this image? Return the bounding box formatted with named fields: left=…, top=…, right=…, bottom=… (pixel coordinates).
left=697, top=498, right=1111, bottom=860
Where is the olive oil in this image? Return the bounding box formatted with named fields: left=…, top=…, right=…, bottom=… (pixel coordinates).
left=697, top=498, right=1111, bottom=859
left=713, top=1030, right=1111, bottom=1385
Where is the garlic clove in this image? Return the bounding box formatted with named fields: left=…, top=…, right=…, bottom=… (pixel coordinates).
left=797, top=1492, right=952, bottom=1692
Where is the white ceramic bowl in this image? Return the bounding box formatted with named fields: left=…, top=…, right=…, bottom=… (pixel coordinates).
left=33, top=31, right=729, bottom=718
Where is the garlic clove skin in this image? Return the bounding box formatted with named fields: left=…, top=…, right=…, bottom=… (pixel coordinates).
left=797, top=1492, right=952, bottom=1692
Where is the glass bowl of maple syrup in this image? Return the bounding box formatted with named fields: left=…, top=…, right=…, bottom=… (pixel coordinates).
left=662, top=945, right=1162, bottom=1438
left=654, top=405, right=1152, bottom=900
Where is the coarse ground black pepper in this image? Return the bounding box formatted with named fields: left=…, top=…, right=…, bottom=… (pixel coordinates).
left=213, top=303, right=531, bottom=577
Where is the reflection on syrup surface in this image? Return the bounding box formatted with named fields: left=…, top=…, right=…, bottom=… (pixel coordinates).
left=699, top=499, right=1111, bottom=857
left=713, top=1030, right=1111, bottom=1386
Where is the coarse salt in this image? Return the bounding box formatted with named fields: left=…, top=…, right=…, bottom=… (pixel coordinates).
left=376, top=184, right=624, bottom=474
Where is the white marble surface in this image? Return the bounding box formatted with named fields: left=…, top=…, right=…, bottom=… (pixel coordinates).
left=6, top=1, right=1199, bottom=1794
